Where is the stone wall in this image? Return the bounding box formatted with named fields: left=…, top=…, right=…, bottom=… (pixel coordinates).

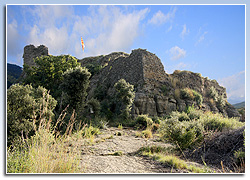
left=23, top=45, right=49, bottom=67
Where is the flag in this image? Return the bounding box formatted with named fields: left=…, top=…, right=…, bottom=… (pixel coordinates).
left=81, top=36, right=85, bottom=51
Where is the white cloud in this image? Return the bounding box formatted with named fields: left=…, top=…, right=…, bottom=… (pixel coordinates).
left=25, top=5, right=74, bottom=55
left=180, top=24, right=189, bottom=40
left=28, top=25, right=69, bottom=55
left=148, top=7, right=177, bottom=25
left=10, top=5, right=149, bottom=62
left=195, top=31, right=208, bottom=45
left=218, top=71, right=245, bottom=103
left=71, top=6, right=149, bottom=58
left=169, top=46, right=186, bottom=60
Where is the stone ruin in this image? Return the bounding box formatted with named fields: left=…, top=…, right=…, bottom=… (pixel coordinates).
left=23, top=45, right=49, bottom=68
left=22, top=44, right=241, bottom=119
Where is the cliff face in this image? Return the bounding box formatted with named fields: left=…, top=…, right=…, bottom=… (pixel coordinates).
left=22, top=45, right=241, bottom=119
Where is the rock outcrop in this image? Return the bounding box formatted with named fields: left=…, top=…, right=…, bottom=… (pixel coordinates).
left=22, top=45, right=241, bottom=119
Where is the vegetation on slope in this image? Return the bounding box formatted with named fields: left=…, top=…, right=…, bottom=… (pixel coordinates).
left=7, top=54, right=245, bottom=173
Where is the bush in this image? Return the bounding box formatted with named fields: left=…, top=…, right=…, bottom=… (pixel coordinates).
left=86, top=98, right=101, bottom=117
left=60, top=66, right=91, bottom=111
left=201, top=112, right=243, bottom=131
left=23, top=55, right=80, bottom=99
left=160, top=117, right=204, bottom=150
left=160, top=108, right=244, bottom=150
left=208, top=86, right=226, bottom=109
left=114, top=79, right=135, bottom=119
left=186, top=106, right=203, bottom=120
left=152, top=116, right=162, bottom=124
left=7, top=84, right=57, bottom=145
left=135, top=115, right=153, bottom=129
left=142, top=129, right=153, bottom=139
left=168, top=111, right=190, bottom=122
left=7, top=97, right=82, bottom=173
left=180, top=88, right=203, bottom=106
left=208, top=86, right=218, bottom=101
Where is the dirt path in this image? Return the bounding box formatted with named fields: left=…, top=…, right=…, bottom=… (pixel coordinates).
left=78, top=127, right=174, bottom=173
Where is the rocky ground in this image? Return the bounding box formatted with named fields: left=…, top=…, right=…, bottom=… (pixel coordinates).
left=77, top=127, right=207, bottom=174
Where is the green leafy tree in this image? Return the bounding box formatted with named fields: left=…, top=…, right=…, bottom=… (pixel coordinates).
left=7, top=84, right=57, bottom=145
left=114, top=79, right=135, bottom=119
left=60, top=66, right=91, bottom=111
left=23, top=55, right=80, bottom=99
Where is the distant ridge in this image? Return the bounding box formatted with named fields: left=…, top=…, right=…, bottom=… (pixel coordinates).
left=7, top=63, right=23, bottom=88
left=232, top=101, right=245, bottom=109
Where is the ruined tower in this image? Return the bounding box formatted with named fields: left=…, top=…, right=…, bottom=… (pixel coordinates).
left=23, top=45, right=49, bottom=67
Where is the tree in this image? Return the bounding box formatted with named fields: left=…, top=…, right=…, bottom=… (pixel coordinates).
left=60, top=66, right=91, bottom=111
left=7, top=84, right=57, bottom=145
left=114, top=79, right=135, bottom=119
left=23, top=55, right=80, bottom=99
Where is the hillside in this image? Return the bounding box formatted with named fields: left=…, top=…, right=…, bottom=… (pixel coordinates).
left=233, top=101, right=245, bottom=109
left=7, top=63, right=23, bottom=88
left=22, top=45, right=241, bottom=120
left=7, top=44, right=245, bottom=173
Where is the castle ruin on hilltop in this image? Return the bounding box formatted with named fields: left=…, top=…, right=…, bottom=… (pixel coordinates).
left=22, top=44, right=241, bottom=119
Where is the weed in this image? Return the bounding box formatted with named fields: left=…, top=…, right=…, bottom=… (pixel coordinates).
left=118, top=124, right=123, bottom=130
left=142, top=129, right=153, bottom=139
left=7, top=93, right=84, bottom=173
left=113, top=151, right=123, bottom=156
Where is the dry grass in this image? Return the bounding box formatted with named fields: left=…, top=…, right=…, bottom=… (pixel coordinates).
left=7, top=91, right=85, bottom=173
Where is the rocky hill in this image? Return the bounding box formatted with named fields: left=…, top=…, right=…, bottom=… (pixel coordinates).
left=7, top=63, right=23, bottom=88
left=22, top=44, right=241, bottom=119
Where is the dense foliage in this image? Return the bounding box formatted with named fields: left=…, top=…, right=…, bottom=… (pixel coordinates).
left=60, top=66, right=91, bottom=111
left=7, top=84, right=57, bottom=145
left=23, top=55, right=80, bottom=99
left=114, top=79, right=135, bottom=119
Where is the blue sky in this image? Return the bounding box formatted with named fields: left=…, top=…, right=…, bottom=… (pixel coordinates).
left=7, top=5, right=245, bottom=103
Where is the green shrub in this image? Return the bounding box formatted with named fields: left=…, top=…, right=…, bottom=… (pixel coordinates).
left=7, top=99, right=81, bottom=173
left=201, top=112, right=243, bottom=131
left=7, top=84, right=57, bottom=145
left=85, top=63, right=103, bottom=77
left=160, top=108, right=244, bottom=150
left=135, top=115, right=153, bottom=129
left=180, top=88, right=194, bottom=100
left=208, top=87, right=226, bottom=109
left=193, top=90, right=203, bottom=106
left=160, top=117, right=203, bottom=150
left=234, top=149, right=245, bottom=166
left=169, top=111, right=190, bottom=122
left=186, top=106, right=203, bottom=120
left=152, top=116, right=162, bottom=124
left=180, top=88, right=203, bottom=105
left=114, top=79, right=135, bottom=119
left=60, top=66, right=91, bottom=111
left=86, top=98, right=101, bottom=117
left=83, top=125, right=100, bottom=138
left=142, top=129, right=153, bottom=138
left=23, top=55, right=80, bottom=99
